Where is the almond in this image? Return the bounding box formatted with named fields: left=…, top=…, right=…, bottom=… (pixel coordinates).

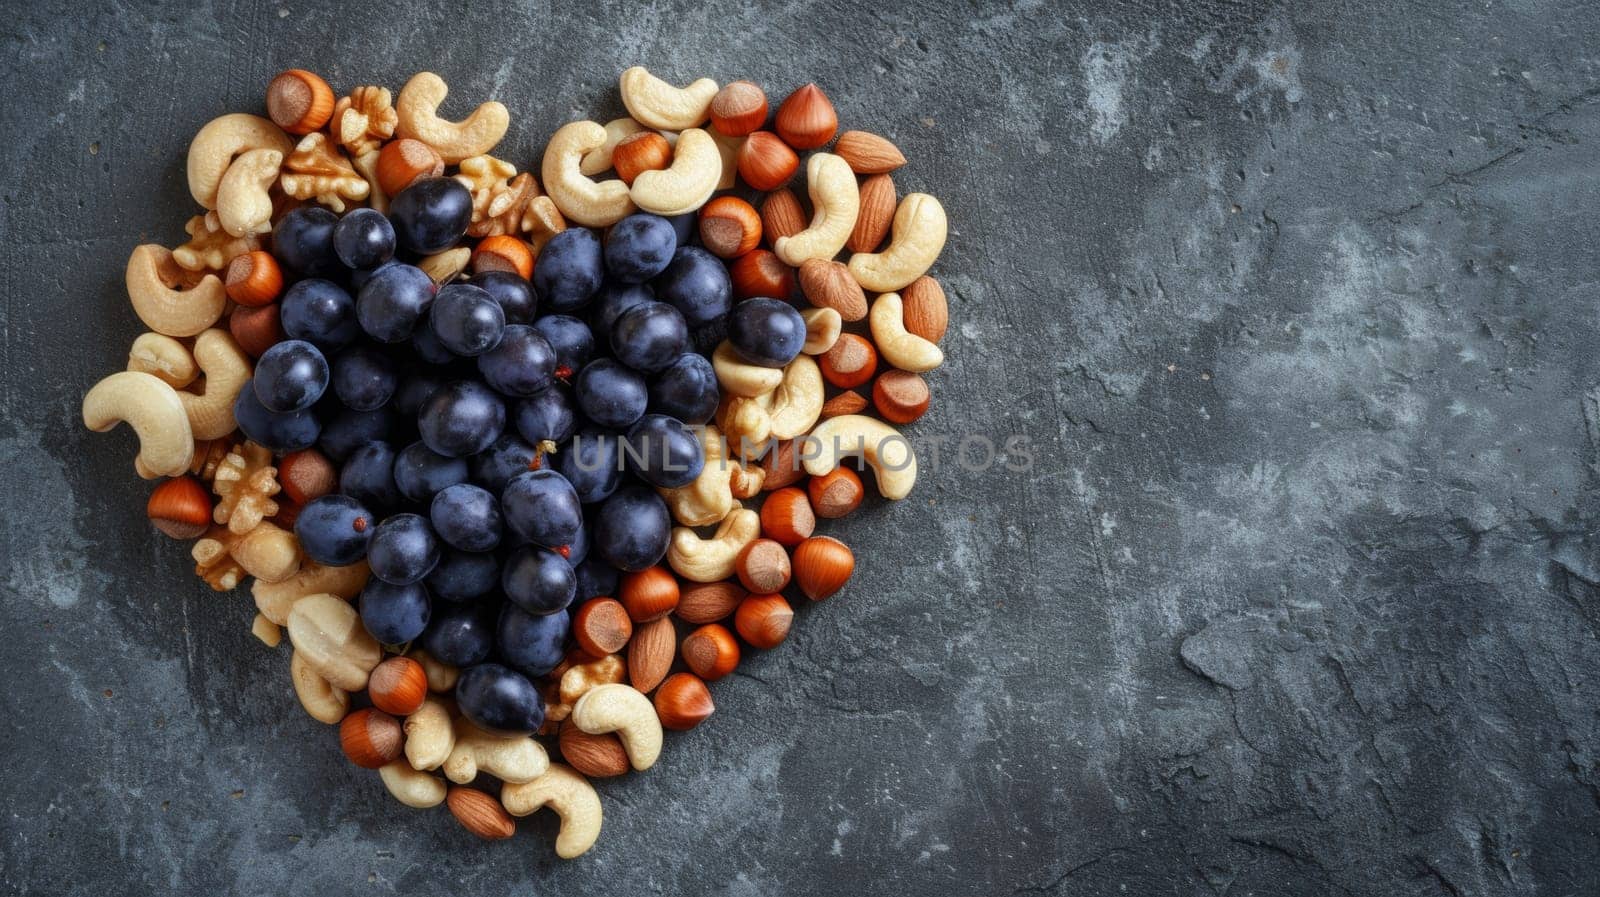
left=848, top=174, right=896, bottom=253
left=761, top=188, right=807, bottom=247
left=901, top=275, right=948, bottom=343
left=627, top=615, right=676, bottom=693
left=558, top=723, right=631, bottom=778
left=676, top=581, right=746, bottom=624
left=819, top=390, right=868, bottom=419
left=834, top=130, right=906, bottom=174
left=446, top=786, right=516, bottom=840
left=798, top=259, right=868, bottom=321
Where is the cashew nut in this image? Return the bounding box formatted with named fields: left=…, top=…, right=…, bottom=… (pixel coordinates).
left=501, top=764, right=603, bottom=859
left=802, top=414, right=918, bottom=500
left=619, top=67, right=718, bottom=131
left=380, top=761, right=448, bottom=808
left=667, top=507, right=760, bottom=583
left=186, top=113, right=294, bottom=209
left=711, top=129, right=742, bottom=191
left=579, top=117, right=645, bottom=177
left=869, top=292, right=944, bottom=373
left=394, top=71, right=509, bottom=164
left=215, top=148, right=282, bottom=237
left=225, top=521, right=303, bottom=583
left=404, top=696, right=456, bottom=771
left=252, top=613, right=282, bottom=647
left=82, top=371, right=194, bottom=478
left=177, top=329, right=252, bottom=440
left=773, top=153, right=860, bottom=267
left=767, top=354, right=824, bottom=440
left=719, top=393, right=772, bottom=456
left=444, top=718, right=551, bottom=785
left=290, top=649, right=350, bottom=724
left=253, top=560, right=371, bottom=626
left=286, top=593, right=382, bottom=691
left=801, top=307, right=842, bottom=355
left=571, top=683, right=662, bottom=771
left=412, top=649, right=460, bottom=693
left=542, top=120, right=638, bottom=227
left=126, top=333, right=198, bottom=388
left=659, top=424, right=734, bottom=527
left=630, top=128, right=721, bottom=216
left=848, top=193, right=947, bottom=292
left=712, top=341, right=782, bottom=398
left=126, top=245, right=227, bottom=338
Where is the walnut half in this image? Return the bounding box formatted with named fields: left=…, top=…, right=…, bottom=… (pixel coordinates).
left=213, top=441, right=281, bottom=535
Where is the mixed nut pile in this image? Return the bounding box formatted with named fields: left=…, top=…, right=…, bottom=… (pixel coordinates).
left=82, top=66, right=949, bottom=856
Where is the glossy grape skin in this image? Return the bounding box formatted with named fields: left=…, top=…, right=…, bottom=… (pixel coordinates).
left=574, top=359, right=647, bottom=430
left=473, top=270, right=537, bottom=325
left=513, top=386, right=578, bottom=446
left=294, top=494, right=374, bottom=566
left=233, top=381, right=322, bottom=452
left=392, top=440, right=469, bottom=503
left=333, top=207, right=397, bottom=270
left=273, top=206, right=343, bottom=278
left=426, top=548, right=499, bottom=602
left=319, top=407, right=397, bottom=463
left=410, top=309, right=455, bottom=364
left=252, top=340, right=329, bottom=412
left=420, top=601, right=496, bottom=667
left=533, top=228, right=604, bottom=312
left=430, top=483, right=503, bottom=552
left=648, top=352, right=719, bottom=424
left=532, top=315, right=594, bottom=376
left=431, top=283, right=506, bottom=356
left=604, top=213, right=678, bottom=283
left=497, top=606, right=569, bottom=678
left=359, top=579, right=432, bottom=644
left=564, top=519, right=591, bottom=566
left=367, top=513, right=442, bottom=585
left=356, top=263, right=436, bottom=343
left=623, top=414, right=705, bottom=488
left=455, top=662, right=544, bottom=735
left=588, top=283, right=654, bottom=345
left=339, top=441, right=402, bottom=513
left=476, top=324, right=555, bottom=396
left=281, top=279, right=360, bottom=351
left=388, top=177, right=472, bottom=254
left=727, top=297, right=807, bottom=367
left=469, top=434, right=539, bottom=494
left=555, top=429, right=623, bottom=504
left=330, top=345, right=396, bottom=411
left=393, top=373, right=446, bottom=417
left=666, top=212, right=697, bottom=247
left=573, top=556, right=621, bottom=602
left=501, top=469, right=583, bottom=550
left=610, top=301, right=688, bottom=373
left=418, top=380, right=505, bottom=458
left=653, top=246, right=733, bottom=328
left=501, top=545, right=577, bottom=615
left=593, top=485, right=672, bottom=572
left=350, top=258, right=398, bottom=293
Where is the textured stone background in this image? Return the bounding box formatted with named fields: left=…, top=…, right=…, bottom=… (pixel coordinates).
left=4, top=1, right=1600, bottom=894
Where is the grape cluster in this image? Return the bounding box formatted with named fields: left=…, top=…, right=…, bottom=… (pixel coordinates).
left=237, top=178, right=800, bottom=736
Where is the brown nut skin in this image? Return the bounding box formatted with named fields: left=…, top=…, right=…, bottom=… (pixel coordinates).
left=758, top=487, right=815, bottom=547
left=558, top=723, right=630, bottom=778
left=735, top=539, right=792, bottom=594
left=698, top=196, right=762, bottom=259
left=447, top=786, right=517, bottom=840
left=572, top=598, right=633, bottom=657
left=710, top=80, right=768, bottom=137
left=758, top=439, right=805, bottom=491
left=620, top=566, right=679, bottom=622
left=267, top=69, right=335, bottom=135
left=819, top=390, right=868, bottom=420
left=901, top=275, right=949, bottom=343
left=228, top=302, right=284, bottom=359
left=676, top=581, right=746, bottom=624
left=681, top=623, right=740, bottom=681
left=612, top=131, right=672, bottom=185
left=224, top=250, right=282, bottom=306
left=471, top=235, right=533, bottom=280
left=774, top=83, right=837, bottom=150
left=147, top=476, right=213, bottom=539
left=761, top=188, right=807, bottom=247
left=277, top=448, right=336, bottom=505
left=872, top=369, right=931, bottom=424
left=808, top=467, right=864, bottom=519
left=820, top=334, right=878, bottom=389
left=339, top=707, right=403, bottom=769
left=376, top=137, right=444, bottom=196
left=737, top=131, right=799, bottom=191
left=654, top=672, right=715, bottom=730
left=793, top=536, right=854, bottom=601
left=735, top=593, right=793, bottom=650
left=729, top=249, right=798, bottom=302
left=368, top=656, right=428, bottom=716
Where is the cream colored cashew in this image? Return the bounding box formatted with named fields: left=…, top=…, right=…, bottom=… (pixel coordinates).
left=444, top=718, right=551, bottom=784
left=619, top=67, right=718, bottom=131
left=571, top=684, right=662, bottom=771
left=773, top=154, right=860, bottom=267
left=404, top=696, right=456, bottom=771
left=803, top=414, right=918, bottom=500
left=580, top=117, right=645, bottom=177
left=659, top=424, right=734, bottom=527
left=711, top=129, right=742, bottom=191
left=286, top=593, right=382, bottom=691
left=215, top=148, right=282, bottom=237
left=127, top=245, right=227, bottom=337
left=501, top=764, right=603, bottom=859
left=82, top=371, right=195, bottom=478
left=542, top=120, right=637, bottom=227
left=848, top=193, right=948, bottom=292
left=801, top=307, right=841, bottom=355
left=629, top=128, right=721, bottom=216
left=418, top=247, right=470, bottom=284
left=720, top=392, right=772, bottom=456
left=177, top=329, right=252, bottom=440
left=252, top=613, right=282, bottom=647
left=127, top=333, right=198, bottom=388
left=253, top=560, right=371, bottom=626
left=768, top=354, right=824, bottom=440
left=667, top=507, right=760, bottom=582
left=712, top=341, right=782, bottom=397
left=228, top=521, right=303, bottom=583
left=394, top=71, right=509, bottom=164
left=412, top=649, right=460, bottom=693
left=186, top=113, right=294, bottom=209
left=290, top=649, right=350, bottom=724
left=869, top=292, right=945, bottom=373
left=379, top=761, right=447, bottom=809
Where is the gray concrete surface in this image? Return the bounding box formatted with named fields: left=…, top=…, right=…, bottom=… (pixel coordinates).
left=4, top=1, right=1600, bottom=894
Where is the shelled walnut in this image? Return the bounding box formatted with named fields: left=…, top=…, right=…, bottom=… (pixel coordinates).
left=331, top=86, right=397, bottom=158
left=173, top=211, right=261, bottom=273
left=193, top=529, right=246, bottom=591
left=213, top=441, right=281, bottom=534
left=280, top=132, right=370, bottom=212
left=455, top=154, right=519, bottom=236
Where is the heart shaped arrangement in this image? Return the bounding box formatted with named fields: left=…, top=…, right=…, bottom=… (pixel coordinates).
left=81, top=67, right=949, bottom=856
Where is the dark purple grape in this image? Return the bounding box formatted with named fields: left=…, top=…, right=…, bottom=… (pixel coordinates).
left=430, top=483, right=502, bottom=552
left=349, top=258, right=399, bottom=292
left=393, top=440, right=469, bottom=503
left=469, top=434, right=539, bottom=494
left=533, top=228, right=603, bottom=311
left=389, top=177, right=472, bottom=254
left=648, top=352, right=719, bottom=424
left=513, top=386, right=578, bottom=446
left=728, top=297, right=807, bottom=368
left=356, top=263, right=436, bottom=343
left=477, top=324, right=555, bottom=396
left=431, top=283, right=505, bottom=356
left=573, top=359, right=647, bottom=429
left=339, top=440, right=401, bottom=512
left=555, top=429, right=623, bottom=504
left=455, top=662, right=544, bottom=735
left=233, top=381, right=321, bottom=452
left=623, top=414, right=704, bottom=488
left=501, top=469, right=582, bottom=550
left=359, top=579, right=431, bottom=644
left=367, top=513, right=441, bottom=585
left=280, top=279, right=360, bottom=351
left=532, top=315, right=594, bottom=376
left=418, top=380, right=505, bottom=458
left=564, top=519, right=591, bottom=566
left=610, top=301, right=688, bottom=373
left=473, top=270, right=537, bottom=324
left=331, top=345, right=396, bottom=411
left=665, top=212, right=696, bottom=247
left=420, top=601, right=495, bottom=666
left=273, top=206, right=343, bottom=277
left=410, top=308, right=455, bottom=363
left=573, top=557, right=621, bottom=602
left=393, top=373, right=446, bottom=417
left=589, top=282, right=654, bottom=345
left=593, top=486, right=671, bottom=572
left=253, top=340, right=329, bottom=412
left=501, top=545, right=577, bottom=615
left=654, top=246, right=732, bottom=328
left=294, top=494, right=373, bottom=566
left=319, top=406, right=397, bottom=463
left=333, top=207, right=396, bottom=270
left=497, top=606, right=569, bottom=678
left=604, top=213, right=678, bottom=283
left=426, top=548, right=499, bottom=602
